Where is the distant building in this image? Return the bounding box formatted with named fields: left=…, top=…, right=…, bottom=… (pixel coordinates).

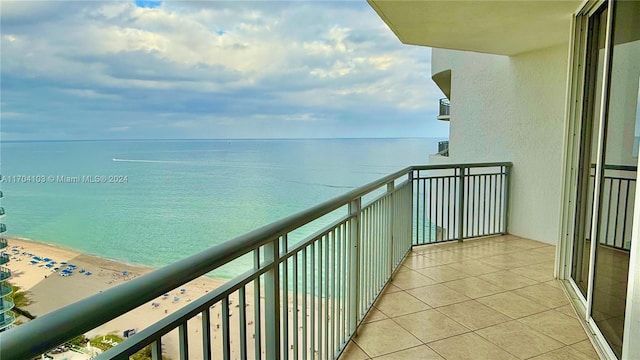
left=0, top=190, right=14, bottom=332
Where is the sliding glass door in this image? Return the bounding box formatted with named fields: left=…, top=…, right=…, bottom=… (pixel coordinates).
left=569, top=0, right=639, bottom=357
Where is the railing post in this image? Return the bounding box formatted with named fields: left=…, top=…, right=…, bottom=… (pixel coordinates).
left=387, top=182, right=395, bottom=275
left=502, top=165, right=511, bottom=234
left=348, top=198, right=361, bottom=337
left=457, top=166, right=466, bottom=242
left=408, top=171, right=415, bottom=250
left=264, top=238, right=280, bottom=359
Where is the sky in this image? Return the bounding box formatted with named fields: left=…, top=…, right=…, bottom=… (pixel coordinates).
left=0, top=1, right=449, bottom=140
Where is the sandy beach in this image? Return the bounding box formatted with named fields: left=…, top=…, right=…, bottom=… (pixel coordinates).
left=4, top=237, right=241, bottom=359
left=5, top=238, right=327, bottom=360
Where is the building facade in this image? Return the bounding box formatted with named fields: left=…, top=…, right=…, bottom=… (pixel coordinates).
left=0, top=190, right=14, bottom=332
left=369, top=0, right=639, bottom=359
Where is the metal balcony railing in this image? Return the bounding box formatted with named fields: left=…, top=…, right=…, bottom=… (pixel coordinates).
left=0, top=254, right=8, bottom=266
left=0, top=284, right=12, bottom=298
left=0, top=162, right=511, bottom=360
left=0, top=311, right=16, bottom=330
left=438, top=98, right=450, bottom=120
left=0, top=238, right=6, bottom=249
left=437, top=141, right=449, bottom=157
left=0, top=268, right=9, bottom=282
left=0, top=297, right=14, bottom=313
left=588, top=164, right=637, bottom=251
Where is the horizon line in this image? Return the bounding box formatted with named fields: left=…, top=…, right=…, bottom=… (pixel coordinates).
left=0, top=136, right=447, bottom=143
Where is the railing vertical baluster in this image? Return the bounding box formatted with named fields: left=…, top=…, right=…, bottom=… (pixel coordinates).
left=605, top=178, right=614, bottom=246
left=457, top=166, right=465, bottom=241
left=331, top=229, right=337, bottom=356
left=201, top=309, right=211, bottom=360
left=613, top=179, right=621, bottom=248
left=422, top=176, right=427, bottom=243
left=264, top=238, right=280, bottom=359
left=387, top=182, right=395, bottom=276
left=179, top=322, right=189, bottom=360
left=469, top=174, right=478, bottom=237
left=222, top=297, right=230, bottom=360
left=348, top=198, right=361, bottom=336
left=302, top=248, right=308, bottom=360
left=429, top=177, right=434, bottom=242
left=493, top=174, right=497, bottom=234
left=378, top=198, right=383, bottom=285
left=503, top=165, right=511, bottom=234
left=437, top=177, right=441, bottom=241
left=253, top=250, right=262, bottom=360
left=376, top=200, right=381, bottom=290
left=324, top=233, right=329, bottom=360
left=415, top=170, right=427, bottom=245
left=293, top=253, right=299, bottom=359
left=339, top=223, right=346, bottom=344
left=239, top=287, right=247, bottom=360
left=318, top=237, right=324, bottom=360
left=447, top=176, right=453, bottom=240
left=310, top=241, right=316, bottom=359
left=151, top=339, right=162, bottom=360
left=408, top=180, right=413, bottom=249
left=484, top=174, right=488, bottom=234
left=282, top=237, right=289, bottom=360
left=621, top=180, right=630, bottom=249
left=452, top=170, right=457, bottom=241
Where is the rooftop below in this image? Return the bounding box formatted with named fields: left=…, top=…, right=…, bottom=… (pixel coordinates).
left=340, top=235, right=599, bottom=360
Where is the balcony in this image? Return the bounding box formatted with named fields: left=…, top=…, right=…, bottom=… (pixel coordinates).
left=438, top=98, right=450, bottom=121
left=0, top=297, right=14, bottom=313
left=0, top=268, right=10, bottom=282
left=0, top=253, right=8, bottom=266
left=0, top=311, right=16, bottom=331
left=0, top=284, right=12, bottom=298
left=0, top=162, right=594, bottom=359
left=338, top=235, right=598, bottom=359
left=437, top=141, right=449, bottom=157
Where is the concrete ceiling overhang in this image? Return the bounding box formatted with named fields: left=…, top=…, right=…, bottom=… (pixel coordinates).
left=368, top=0, right=582, bottom=56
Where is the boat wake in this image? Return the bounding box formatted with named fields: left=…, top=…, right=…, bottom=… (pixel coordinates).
left=112, top=158, right=179, bottom=164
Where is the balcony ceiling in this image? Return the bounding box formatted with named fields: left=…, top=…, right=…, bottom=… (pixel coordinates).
left=368, top=0, right=582, bottom=56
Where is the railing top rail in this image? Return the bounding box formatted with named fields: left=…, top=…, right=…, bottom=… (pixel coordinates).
left=589, top=163, right=638, bottom=172
left=0, top=162, right=510, bottom=359
left=412, top=162, right=512, bottom=171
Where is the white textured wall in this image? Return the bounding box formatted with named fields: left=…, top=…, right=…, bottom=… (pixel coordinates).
left=430, top=44, right=569, bottom=244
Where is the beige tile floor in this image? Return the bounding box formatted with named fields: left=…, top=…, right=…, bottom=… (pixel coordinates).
left=339, top=235, right=599, bottom=360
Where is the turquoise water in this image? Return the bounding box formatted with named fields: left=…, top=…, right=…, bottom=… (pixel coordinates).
left=1, top=138, right=437, bottom=276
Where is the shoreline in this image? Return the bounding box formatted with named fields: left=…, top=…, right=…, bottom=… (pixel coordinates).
left=8, top=236, right=170, bottom=271
left=3, top=237, right=232, bottom=358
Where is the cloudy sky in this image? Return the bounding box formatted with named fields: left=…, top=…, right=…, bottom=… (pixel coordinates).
left=1, top=1, right=448, bottom=140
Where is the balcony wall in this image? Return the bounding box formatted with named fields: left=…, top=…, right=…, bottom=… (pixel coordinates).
left=430, top=44, right=569, bottom=245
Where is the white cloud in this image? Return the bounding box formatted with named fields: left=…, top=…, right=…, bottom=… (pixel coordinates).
left=0, top=1, right=444, bottom=139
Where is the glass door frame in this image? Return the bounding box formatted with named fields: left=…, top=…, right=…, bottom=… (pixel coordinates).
left=558, top=0, right=619, bottom=358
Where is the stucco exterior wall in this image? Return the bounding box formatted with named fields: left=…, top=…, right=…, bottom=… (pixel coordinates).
left=430, top=44, right=569, bottom=244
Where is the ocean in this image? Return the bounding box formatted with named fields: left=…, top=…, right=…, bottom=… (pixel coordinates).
left=0, top=138, right=439, bottom=277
